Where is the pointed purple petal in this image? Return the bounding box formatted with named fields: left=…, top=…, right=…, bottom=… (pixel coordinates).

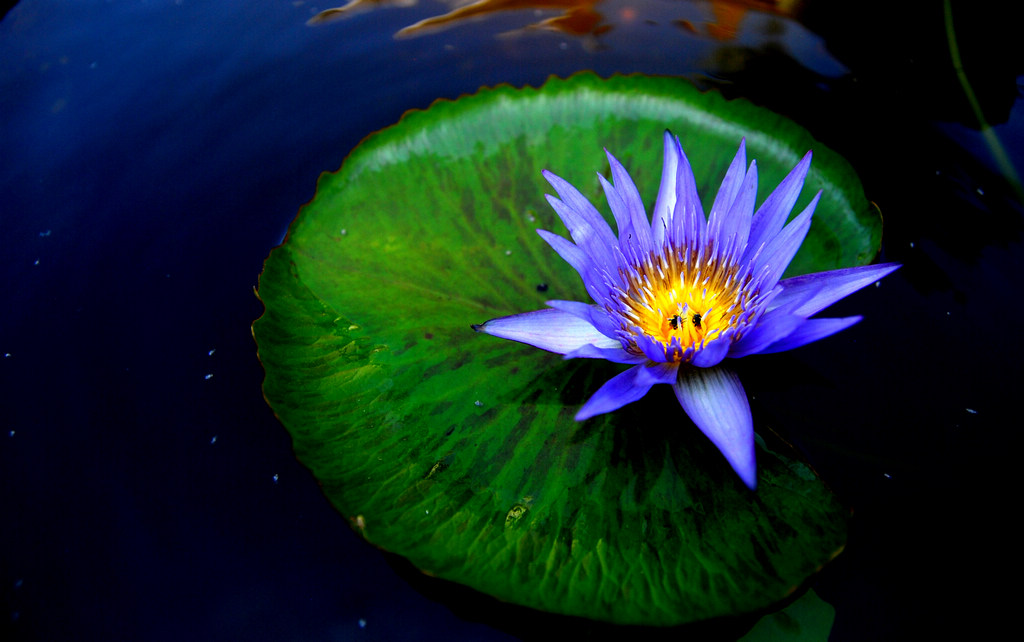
left=651, top=131, right=681, bottom=248
left=759, top=316, right=863, bottom=354
left=727, top=285, right=817, bottom=358
left=690, top=336, right=732, bottom=367
left=668, top=143, right=706, bottom=250
left=544, top=194, right=618, bottom=270
left=634, top=332, right=672, bottom=363
left=751, top=191, right=820, bottom=290
left=715, top=160, right=757, bottom=264
left=728, top=311, right=804, bottom=358
left=576, top=362, right=678, bottom=420
left=545, top=299, right=620, bottom=340
left=673, top=366, right=756, bottom=489
left=473, top=308, right=615, bottom=355
left=563, top=343, right=646, bottom=364
left=743, top=150, right=812, bottom=265
left=535, top=229, right=609, bottom=304
left=603, top=149, right=652, bottom=253
left=773, top=263, right=901, bottom=317
left=707, top=139, right=747, bottom=231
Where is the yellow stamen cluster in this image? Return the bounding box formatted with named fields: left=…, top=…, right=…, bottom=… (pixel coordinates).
left=613, top=247, right=748, bottom=362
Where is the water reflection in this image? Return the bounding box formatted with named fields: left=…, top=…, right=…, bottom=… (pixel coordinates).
left=309, top=0, right=806, bottom=41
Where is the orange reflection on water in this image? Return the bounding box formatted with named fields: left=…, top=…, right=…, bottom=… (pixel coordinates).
left=308, top=0, right=804, bottom=41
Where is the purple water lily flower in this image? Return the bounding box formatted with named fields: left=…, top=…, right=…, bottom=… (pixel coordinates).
left=473, top=131, right=899, bottom=489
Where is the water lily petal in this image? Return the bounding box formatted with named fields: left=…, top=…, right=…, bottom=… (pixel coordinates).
left=563, top=343, right=646, bottom=364
left=759, top=316, right=863, bottom=354
left=473, top=308, right=612, bottom=355
left=716, top=160, right=757, bottom=264
left=773, top=263, right=901, bottom=317
left=742, top=150, right=812, bottom=264
left=667, top=142, right=705, bottom=250
left=707, top=139, right=747, bottom=233
left=545, top=299, right=620, bottom=340
left=576, top=362, right=678, bottom=420
left=651, top=131, right=680, bottom=248
left=728, top=313, right=804, bottom=358
left=634, top=332, right=674, bottom=363
left=751, top=191, right=820, bottom=291
left=544, top=194, right=618, bottom=270
left=691, top=335, right=732, bottom=367
left=673, top=366, right=757, bottom=489
left=536, top=229, right=609, bottom=303
left=727, top=286, right=818, bottom=357
left=603, top=149, right=653, bottom=254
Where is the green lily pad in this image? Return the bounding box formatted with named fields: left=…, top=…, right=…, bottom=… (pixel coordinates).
left=253, top=73, right=876, bottom=625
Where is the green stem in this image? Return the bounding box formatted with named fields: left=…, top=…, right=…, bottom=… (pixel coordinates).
left=943, top=0, right=1023, bottom=201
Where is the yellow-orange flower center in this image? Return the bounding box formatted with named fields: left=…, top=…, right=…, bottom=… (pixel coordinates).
left=613, top=247, right=748, bottom=361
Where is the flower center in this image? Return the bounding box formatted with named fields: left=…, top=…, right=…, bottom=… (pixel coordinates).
left=612, top=246, right=750, bottom=361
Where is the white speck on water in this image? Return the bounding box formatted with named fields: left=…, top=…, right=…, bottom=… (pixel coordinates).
left=272, top=473, right=280, bottom=484
left=207, top=348, right=215, bottom=356
left=474, top=400, right=483, bottom=407
left=909, top=241, right=915, bottom=248
left=946, top=311, right=951, bottom=315
left=559, top=41, right=568, bottom=50
left=875, top=281, right=881, bottom=287
left=883, top=473, right=892, bottom=479
left=33, top=259, right=39, bottom=266
left=8, top=430, right=14, bottom=437
left=977, top=187, right=984, bottom=196
left=39, top=229, right=51, bottom=237
left=3, top=353, right=10, bottom=358
left=204, top=373, right=213, bottom=380
left=966, top=408, right=977, bottom=414
left=210, top=435, right=218, bottom=445
left=358, top=618, right=367, bottom=629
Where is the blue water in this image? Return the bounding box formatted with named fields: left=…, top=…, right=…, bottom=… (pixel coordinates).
left=2, top=1, right=1021, bottom=640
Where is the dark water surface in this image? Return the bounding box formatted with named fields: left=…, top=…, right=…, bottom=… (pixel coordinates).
left=2, top=1, right=1021, bottom=640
